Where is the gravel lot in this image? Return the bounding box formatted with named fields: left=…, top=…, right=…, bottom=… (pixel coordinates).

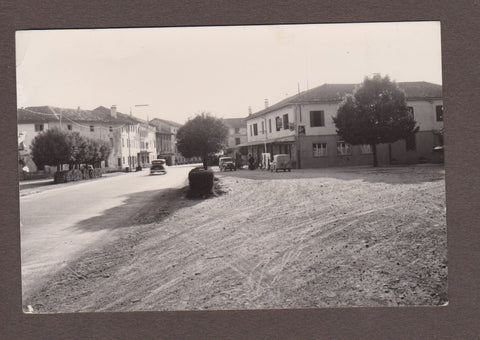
left=25, top=165, right=447, bottom=312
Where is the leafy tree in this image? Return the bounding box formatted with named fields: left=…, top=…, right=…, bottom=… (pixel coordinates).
left=66, top=132, right=83, bottom=169
left=176, top=113, right=228, bottom=169
left=76, top=137, right=111, bottom=167
left=31, top=127, right=74, bottom=171
left=333, top=75, right=419, bottom=166
left=31, top=128, right=111, bottom=171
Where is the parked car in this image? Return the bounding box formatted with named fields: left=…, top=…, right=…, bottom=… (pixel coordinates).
left=270, top=154, right=291, bottom=172
left=219, top=157, right=236, bottom=171
left=150, top=163, right=167, bottom=175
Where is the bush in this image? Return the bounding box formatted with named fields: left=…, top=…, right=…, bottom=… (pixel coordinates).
left=54, top=168, right=101, bottom=183
left=188, top=167, right=214, bottom=198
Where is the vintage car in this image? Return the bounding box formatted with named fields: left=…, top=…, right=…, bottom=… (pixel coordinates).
left=150, top=163, right=167, bottom=175
left=270, top=154, right=291, bottom=172
left=219, top=157, right=236, bottom=171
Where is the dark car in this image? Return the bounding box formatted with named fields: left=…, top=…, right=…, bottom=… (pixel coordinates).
left=150, top=164, right=167, bottom=175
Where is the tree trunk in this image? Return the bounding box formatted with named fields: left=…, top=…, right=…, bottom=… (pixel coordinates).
left=202, top=154, right=208, bottom=170
left=372, top=144, right=378, bottom=167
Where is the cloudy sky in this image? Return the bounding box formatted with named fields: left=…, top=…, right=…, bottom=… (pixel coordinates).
left=16, top=22, right=442, bottom=123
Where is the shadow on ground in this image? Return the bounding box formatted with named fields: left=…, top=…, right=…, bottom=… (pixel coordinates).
left=217, top=164, right=445, bottom=185
left=73, top=186, right=201, bottom=232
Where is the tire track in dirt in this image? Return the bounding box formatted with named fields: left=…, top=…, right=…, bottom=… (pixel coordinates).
left=25, top=166, right=447, bottom=311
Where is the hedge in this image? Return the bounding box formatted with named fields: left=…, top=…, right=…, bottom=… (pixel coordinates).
left=54, top=168, right=102, bottom=184
left=187, top=167, right=214, bottom=198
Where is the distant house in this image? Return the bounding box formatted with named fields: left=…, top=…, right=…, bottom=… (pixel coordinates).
left=149, top=118, right=182, bottom=165
left=239, top=81, right=443, bottom=168
left=17, top=105, right=158, bottom=172
left=222, top=118, right=248, bottom=161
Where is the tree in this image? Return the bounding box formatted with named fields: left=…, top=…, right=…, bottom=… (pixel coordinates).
left=176, top=113, right=228, bottom=169
left=333, top=75, right=419, bottom=167
left=31, top=127, right=74, bottom=171
left=31, top=128, right=112, bottom=171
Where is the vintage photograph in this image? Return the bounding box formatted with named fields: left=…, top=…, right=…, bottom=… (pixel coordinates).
left=16, top=22, right=446, bottom=313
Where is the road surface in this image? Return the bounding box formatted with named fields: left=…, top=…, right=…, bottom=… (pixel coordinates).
left=20, top=165, right=195, bottom=299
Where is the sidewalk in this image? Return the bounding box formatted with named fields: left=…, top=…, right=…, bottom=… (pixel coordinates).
left=19, top=164, right=201, bottom=195
left=18, top=171, right=128, bottom=196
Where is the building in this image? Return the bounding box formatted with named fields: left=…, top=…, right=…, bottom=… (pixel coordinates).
left=17, top=105, right=158, bottom=172
left=240, top=82, right=443, bottom=168
left=149, top=118, right=182, bottom=165
left=223, top=118, right=248, bottom=162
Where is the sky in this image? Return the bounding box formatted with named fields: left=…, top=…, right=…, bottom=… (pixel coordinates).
left=16, top=22, right=442, bottom=124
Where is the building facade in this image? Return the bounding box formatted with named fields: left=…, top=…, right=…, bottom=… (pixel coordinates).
left=149, top=118, right=182, bottom=165
left=240, top=82, right=443, bottom=168
left=223, top=118, right=248, bottom=162
left=17, top=105, right=158, bottom=172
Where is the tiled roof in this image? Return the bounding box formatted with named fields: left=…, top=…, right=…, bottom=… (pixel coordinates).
left=92, top=106, right=140, bottom=124
left=249, top=81, right=442, bottom=119
left=223, top=118, right=247, bottom=129
left=149, top=118, right=182, bottom=128
left=17, top=106, right=60, bottom=123
left=18, top=105, right=139, bottom=125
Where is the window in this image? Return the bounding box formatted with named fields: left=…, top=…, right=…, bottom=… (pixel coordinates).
left=235, top=137, right=241, bottom=145
left=313, top=143, right=327, bottom=157
left=34, top=124, right=44, bottom=132
left=337, top=141, right=352, bottom=155
left=253, top=123, right=258, bottom=136
left=109, top=138, right=114, bottom=147
left=67, top=124, right=72, bottom=131
left=122, top=138, right=124, bottom=147
left=276, top=117, right=282, bottom=131
left=283, top=114, right=289, bottom=129
left=234, top=127, right=240, bottom=134
left=118, top=158, right=122, bottom=166
left=250, top=125, right=253, bottom=136
left=109, top=126, right=113, bottom=132
left=436, top=105, right=443, bottom=121
left=310, top=111, right=325, bottom=127
left=268, top=119, right=272, bottom=133
left=90, top=125, right=94, bottom=132
left=360, top=144, right=372, bottom=154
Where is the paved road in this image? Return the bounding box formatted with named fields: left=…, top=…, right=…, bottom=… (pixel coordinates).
left=20, top=165, right=195, bottom=298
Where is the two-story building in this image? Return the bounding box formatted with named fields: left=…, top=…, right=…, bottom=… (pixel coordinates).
left=241, top=82, right=443, bottom=168
left=149, top=118, right=183, bottom=165
left=17, top=105, right=158, bottom=172
left=223, top=118, right=248, bottom=162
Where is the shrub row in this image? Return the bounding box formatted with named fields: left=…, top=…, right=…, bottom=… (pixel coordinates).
left=187, top=167, right=214, bottom=198
left=54, top=169, right=102, bottom=184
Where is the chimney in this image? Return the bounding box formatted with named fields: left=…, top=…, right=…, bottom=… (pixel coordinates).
left=110, top=105, right=117, bottom=118
left=248, top=106, right=252, bottom=116
left=264, top=99, right=269, bottom=108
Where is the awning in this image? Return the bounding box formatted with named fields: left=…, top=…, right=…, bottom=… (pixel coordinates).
left=232, top=136, right=296, bottom=149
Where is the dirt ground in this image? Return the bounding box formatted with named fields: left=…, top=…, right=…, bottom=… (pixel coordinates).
left=24, top=165, right=447, bottom=313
